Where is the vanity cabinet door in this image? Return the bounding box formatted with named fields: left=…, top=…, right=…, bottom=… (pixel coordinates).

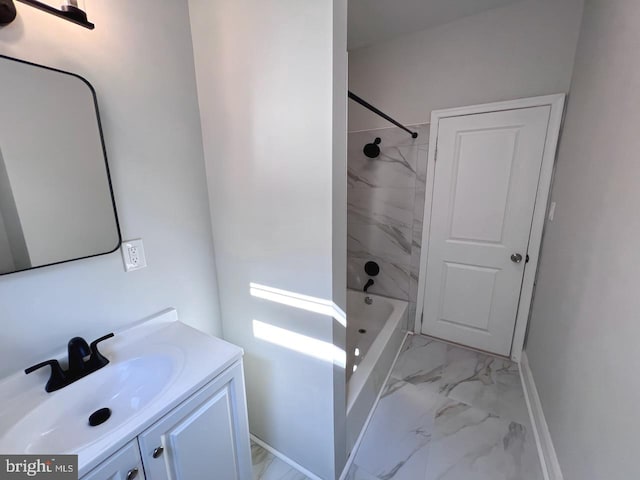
left=138, top=361, right=251, bottom=480
left=81, top=440, right=145, bottom=480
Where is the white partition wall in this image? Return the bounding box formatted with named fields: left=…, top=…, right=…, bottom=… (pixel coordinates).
left=188, top=1, right=348, bottom=478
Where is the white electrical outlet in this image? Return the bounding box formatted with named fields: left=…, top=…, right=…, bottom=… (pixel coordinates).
left=121, top=238, right=147, bottom=272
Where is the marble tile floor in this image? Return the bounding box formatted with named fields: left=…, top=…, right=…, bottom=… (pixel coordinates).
left=252, top=441, right=312, bottom=480
left=346, top=334, right=543, bottom=480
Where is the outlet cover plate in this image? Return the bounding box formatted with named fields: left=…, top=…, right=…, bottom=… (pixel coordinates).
left=121, top=238, right=147, bottom=272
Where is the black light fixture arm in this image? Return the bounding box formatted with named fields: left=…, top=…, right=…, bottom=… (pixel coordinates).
left=12, top=0, right=94, bottom=29
left=348, top=91, right=418, bottom=139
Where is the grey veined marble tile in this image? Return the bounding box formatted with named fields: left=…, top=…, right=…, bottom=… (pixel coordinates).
left=348, top=337, right=542, bottom=480
left=389, top=336, right=530, bottom=426
left=348, top=143, right=418, bottom=189
left=348, top=223, right=411, bottom=266
left=409, top=241, right=423, bottom=305
left=348, top=124, right=429, bottom=152
left=348, top=187, right=415, bottom=231
left=438, top=346, right=530, bottom=426
left=347, top=125, right=428, bottom=190
left=411, top=170, right=425, bottom=243
left=346, top=124, right=430, bottom=307
left=347, top=255, right=410, bottom=300
left=391, top=335, right=448, bottom=386
left=416, top=145, right=429, bottom=182
left=354, top=381, right=440, bottom=480
left=425, top=399, right=543, bottom=480
left=344, top=463, right=380, bottom=480
left=251, top=442, right=310, bottom=480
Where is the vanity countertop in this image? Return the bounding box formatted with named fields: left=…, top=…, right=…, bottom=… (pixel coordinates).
left=0, top=309, right=243, bottom=477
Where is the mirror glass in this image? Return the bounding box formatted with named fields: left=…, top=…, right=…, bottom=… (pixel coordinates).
left=0, top=55, right=120, bottom=275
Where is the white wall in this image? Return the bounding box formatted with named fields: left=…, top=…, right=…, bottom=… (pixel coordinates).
left=348, top=0, right=584, bottom=131
left=0, top=211, right=15, bottom=273
left=526, top=1, right=640, bottom=478
left=332, top=0, right=348, bottom=473
left=0, top=1, right=222, bottom=378
left=188, top=0, right=347, bottom=478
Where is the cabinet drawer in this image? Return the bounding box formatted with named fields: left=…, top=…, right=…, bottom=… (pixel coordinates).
left=81, top=440, right=145, bottom=480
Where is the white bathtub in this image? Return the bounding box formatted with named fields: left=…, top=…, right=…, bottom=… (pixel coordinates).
left=346, top=289, right=408, bottom=454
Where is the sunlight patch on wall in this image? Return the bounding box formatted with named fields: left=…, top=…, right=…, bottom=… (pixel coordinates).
left=250, top=282, right=347, bottom=327
left=252, top=319, right=346, bottom=368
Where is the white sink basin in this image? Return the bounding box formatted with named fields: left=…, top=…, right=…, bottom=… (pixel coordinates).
left=2, top=354, right=176, bottom=454
left=0, top=309, right=243, bottom=477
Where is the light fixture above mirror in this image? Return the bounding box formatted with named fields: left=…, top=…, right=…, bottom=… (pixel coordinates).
left=0, top=0, right=94, bottom=30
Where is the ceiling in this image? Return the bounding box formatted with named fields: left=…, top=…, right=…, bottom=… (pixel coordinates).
left=348, top=0, right=523, bottom=50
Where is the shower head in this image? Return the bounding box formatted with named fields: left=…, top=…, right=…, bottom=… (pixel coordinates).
left=363, top=137, right=382, bottom=158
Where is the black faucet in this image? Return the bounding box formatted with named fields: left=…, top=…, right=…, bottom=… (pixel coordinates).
left=67, top=337, right=91, bottom=375
left=363, top=279, right=374, bottom=292
left=363, top=261, right=379, bottom=293
left=25, top=333, right=114, bottom=393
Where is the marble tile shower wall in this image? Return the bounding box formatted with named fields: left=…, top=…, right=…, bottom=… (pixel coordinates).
left=347, top=124, right=429, bottom=326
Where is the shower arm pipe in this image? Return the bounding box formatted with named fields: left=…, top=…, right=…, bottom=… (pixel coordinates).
left=348, top=91, right=418, bottom=139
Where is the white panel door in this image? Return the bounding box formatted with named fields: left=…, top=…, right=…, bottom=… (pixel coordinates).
left=421, top=106, right=550, bottom=355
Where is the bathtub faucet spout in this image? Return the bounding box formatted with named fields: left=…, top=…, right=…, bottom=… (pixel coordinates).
left=363, top=279, right=374, bottom=293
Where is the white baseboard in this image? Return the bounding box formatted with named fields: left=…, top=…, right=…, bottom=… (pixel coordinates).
left=250, top=434, right=322, bottom=480
left=519, top=352, right=564, bottom=480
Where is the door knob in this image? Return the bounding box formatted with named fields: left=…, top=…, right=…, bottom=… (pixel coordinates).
left=152, top=446, right=164, bottom=458
left=510, top=253, right=523, bottom=263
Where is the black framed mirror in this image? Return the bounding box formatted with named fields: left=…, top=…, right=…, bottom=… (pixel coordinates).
left=0, top=55, right=121, bottom=275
